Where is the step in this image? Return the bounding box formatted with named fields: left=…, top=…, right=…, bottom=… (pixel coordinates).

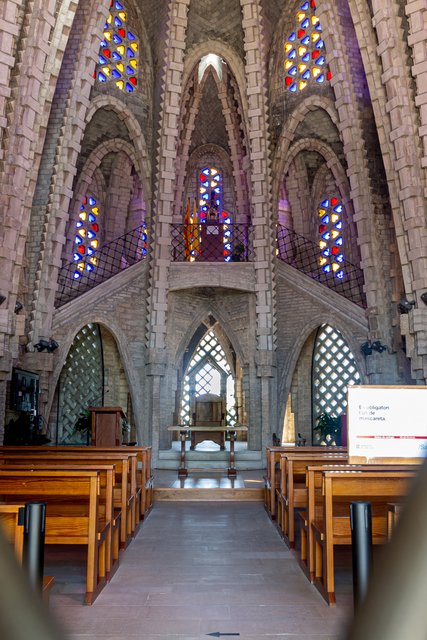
left=157, top=448, right=263, bottom=471
left=154, top=487, right=263, bottom=501
left=158, top=449, right=262, bottom=460
left=156, top=459, right=263, bottom=471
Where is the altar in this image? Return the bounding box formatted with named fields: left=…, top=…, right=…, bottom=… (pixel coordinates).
left=167, top=425, right=248, bottom=477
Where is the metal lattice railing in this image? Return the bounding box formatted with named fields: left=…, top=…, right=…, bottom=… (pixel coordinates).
left=55, top=221, right=365, bottom=309
left=170, top=223, right=254, bottom=262
left=55, top=225, right=147, bottom=307
left=276, top=224, right=366, bottom=308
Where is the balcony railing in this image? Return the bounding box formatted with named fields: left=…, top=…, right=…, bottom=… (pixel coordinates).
left=276, top=225, right=366, bottom=308
left=55, top=224, right=147, bottom=307
left=55, top=221, right=365, bottom=309
left=170, top=223, right=254, bottom=262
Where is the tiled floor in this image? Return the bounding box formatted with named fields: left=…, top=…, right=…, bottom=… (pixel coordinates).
left=45, top=471, right=354, bottom=640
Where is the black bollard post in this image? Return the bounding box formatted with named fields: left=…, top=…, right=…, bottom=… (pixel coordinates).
left=22, top=502, right=46, bottom=592
left=350, top=501, right=373, bottom=611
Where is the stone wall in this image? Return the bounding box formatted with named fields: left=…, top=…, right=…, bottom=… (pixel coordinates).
left=1, top=0, right=426, bottom=455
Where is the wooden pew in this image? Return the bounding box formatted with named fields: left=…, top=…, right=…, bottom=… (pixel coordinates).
left=137, top=446, right=154, bottom=517
left=0, top=469, right=108, bottom=604
left=264, top=445, right=347, bottom=520
left=0, top=450, right=137, bottom=549
left=0, top=444, right=153, bottom=522
left=297, top=465, right=417, bottom=604
left=298, top=464, right=418, bottom=591
left=0, top=503, right=55, bottom=602
left=0, top=461, right=120, bottom=579
left=277, top=452, right=348, bottom=548
left=42, top=446, right=150, bottom=523
left=62, top=446, right=154, bottom=521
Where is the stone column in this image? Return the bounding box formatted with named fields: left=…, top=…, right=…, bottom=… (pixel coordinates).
left=315, top=0, right=403, bottom=382
left=145, top=0, right=191, bottom=463
left=0, top=0, right=56, bottom=435
left=240, top=0, right=277, bottom=449
left=401, top=0, right=427, bottom=380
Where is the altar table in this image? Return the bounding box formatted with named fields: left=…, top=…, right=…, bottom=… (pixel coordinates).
left=167, top=425, right=248, bottom=477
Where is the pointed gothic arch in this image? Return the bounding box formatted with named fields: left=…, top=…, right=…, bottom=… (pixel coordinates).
left=173, top=315, right=247, bottom=433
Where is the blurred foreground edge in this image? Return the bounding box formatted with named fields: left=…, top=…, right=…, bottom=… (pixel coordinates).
left=0, top=526, right=64, bottom=640
left=346, top=458, right=427, bottom=640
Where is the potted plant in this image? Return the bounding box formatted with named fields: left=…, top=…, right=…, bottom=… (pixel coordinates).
left=313, top=412, right=341, bottom=446
left=121, top=416, right=131, bottom=443
left=73, top=408, right=91, bottom=444
left=231, top=243, right=245, bottom=262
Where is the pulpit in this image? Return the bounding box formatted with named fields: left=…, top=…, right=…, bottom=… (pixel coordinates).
left=89, top=406, right=125, bottom=447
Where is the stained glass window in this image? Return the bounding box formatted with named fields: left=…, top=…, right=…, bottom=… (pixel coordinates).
left=198, top=166, right=234, bottom=261
left=318, top=196, right=344, bottom=279
left=284, top=0, right=332, bottom=93
left=198, top=167, right=223, bottom=221
left=312, top=324, right=360, bottom=440
left=96, top=0, right=139, bottom=93
left=141, top=221, right=147, bottom=256
left=180, top=330, right=237, bottom=427
left=73, top=195, right=100, bottom=279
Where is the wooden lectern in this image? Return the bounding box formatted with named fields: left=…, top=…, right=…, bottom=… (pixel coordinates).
left=89, top=406, right=125, bottom=447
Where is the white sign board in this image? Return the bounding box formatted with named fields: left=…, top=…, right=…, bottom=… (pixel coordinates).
left=347, top=385, right=427, bottom=462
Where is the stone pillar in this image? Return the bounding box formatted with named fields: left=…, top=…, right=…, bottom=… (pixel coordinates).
left=28, top=0, right=109, bottom=346
left=316, top=0, right=402, bottom=381
left=145, top=0, right=191, bottom=457
left=401, top=0, right=427, bottom=380
left=240, top=0, right=277, bottom=449
left=0, top=0, right=56, bottom=420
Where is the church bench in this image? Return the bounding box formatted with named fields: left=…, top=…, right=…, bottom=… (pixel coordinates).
left=0, top=461, right=120, bottom=578
left=135, top=446, right=154, bottom=518
left=62, top=445, right=154, bottom=520
left=61, top=445, right=154, bottom=520
left=276, top=452, right=348, bottom=548
left=0, top=444, right=152, bottom=523
left=302, top=467, right=417, bottom=605
left=0, top=503, right=55, bottom=603
left=298, top=464, right=418, bottom=589
left=34, top=446, right=151, bottom=522
left=0, top=469, right=109, bottom=604
left=264, top=445, right=346, bottom=520
left=0, top=450, right=135, bottom=550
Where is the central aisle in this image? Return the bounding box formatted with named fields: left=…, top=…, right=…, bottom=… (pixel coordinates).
left=50, top=501, right=353, bottom=640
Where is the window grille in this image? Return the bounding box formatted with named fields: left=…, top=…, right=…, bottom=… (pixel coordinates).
left=312, top=324, right=360, bottom=439
left=180, top=331, right=236, bottom=427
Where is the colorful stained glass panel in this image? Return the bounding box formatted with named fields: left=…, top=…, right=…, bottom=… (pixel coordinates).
left=95, top=0, right=139, bottom=93
left=317, top=197, right=345, bottom=279
left=284, top=0, right=332, bottom=93
left=73, top=196, right=100, bottom=280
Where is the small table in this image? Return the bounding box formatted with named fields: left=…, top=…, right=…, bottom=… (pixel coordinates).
left=167, top=425, right=248, bottom=478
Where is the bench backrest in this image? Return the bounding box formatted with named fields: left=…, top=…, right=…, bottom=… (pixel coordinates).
left=306, top=465, right=419, bottom=521
left=0, top=444, right=152, bottom=483
left=1, top=445, right=138, bottom=478
left=280, top=453, right=348, bottom=498
left=0, top=451, right=133, bottom=497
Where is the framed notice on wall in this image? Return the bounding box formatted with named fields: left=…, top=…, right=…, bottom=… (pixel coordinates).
left=347, top=385, right=427, bottom=464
